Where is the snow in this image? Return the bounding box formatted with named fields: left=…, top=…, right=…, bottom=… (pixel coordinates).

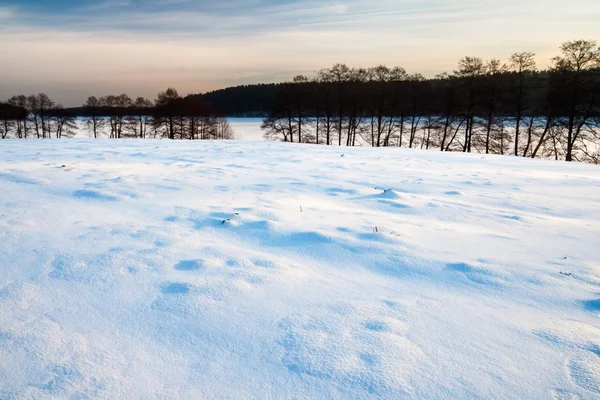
left=67, top=118, right=265, bottom=141
left=0, top=138, right=599, bottom=399
left=228, top=118, right=266, bottom=141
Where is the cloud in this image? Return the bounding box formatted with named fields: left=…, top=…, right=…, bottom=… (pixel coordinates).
left=0, top=0, right=598, bottom=105
left=85, top=0, right=132, bottom=11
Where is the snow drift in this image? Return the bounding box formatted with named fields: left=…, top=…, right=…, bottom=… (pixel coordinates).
left=0, top=139, right=599, bottom=399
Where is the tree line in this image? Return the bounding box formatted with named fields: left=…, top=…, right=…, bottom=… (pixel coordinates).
left=262, top=39, right=600, bottom=163
left=0, top=88, right=236, bottom=140
left=200, top=84, right=282, bottom=117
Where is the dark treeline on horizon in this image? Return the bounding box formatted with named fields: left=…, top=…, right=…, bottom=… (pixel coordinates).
left=0, top=89, right=236, bottom=141
left=200, top=84, right=282, bottom=117
left=1, top=39, right=599, bottom=162
left=262, top=39, right=600, bottom=163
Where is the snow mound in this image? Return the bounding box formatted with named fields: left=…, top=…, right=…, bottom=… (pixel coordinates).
left=376, top=188, right=403, bottom=199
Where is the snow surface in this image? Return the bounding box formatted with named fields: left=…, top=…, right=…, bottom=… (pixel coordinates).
left=0, top=139, right=599, bottom=399
left=228, top=118, right=266, bottom=141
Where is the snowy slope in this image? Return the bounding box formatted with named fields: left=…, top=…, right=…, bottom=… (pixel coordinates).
left=0, top=139, right=599, bottom=399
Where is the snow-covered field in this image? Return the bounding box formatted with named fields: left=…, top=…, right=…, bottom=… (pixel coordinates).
left=1, top=138, right=599, bottom=399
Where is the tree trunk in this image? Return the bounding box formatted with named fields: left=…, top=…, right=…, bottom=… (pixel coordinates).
left=532, top=113, right=553, bottom=159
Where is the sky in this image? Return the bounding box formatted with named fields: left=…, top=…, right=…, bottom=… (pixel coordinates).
left=0, top=0, right=598, bottom=106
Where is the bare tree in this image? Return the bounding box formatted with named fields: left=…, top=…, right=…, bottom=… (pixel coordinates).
left=329, top=64, right=351, bottom=146
left=127, top=97, right=153, bottom=138
left=455, top=57, right=485, bottom=152
left=212, top=117, right=237, bottom=140
left=368, top=65, right=407, bottom=147
left=50, top=105, right=77, bottom=138
left=83, top=96, right=105, bottom=138
left=154, top=88, right=181, bottom=139
left=261, top=115, right=294, bottom=142
left=551, top=39, right=600, bottom=161
left=509, top=52, right=537, bottom=156
left=115, top=94, right=132, bottom=138
left=290, top=75, right=309, bottom=143
left=315, top=69, right=335, bottom=145
left=0, top=106, right=15, bottom=139
left=483, top=59, right=508, bottom=154
left=27, top=94, right=55, bottom=138
left=7, top=96, right=29, bottom=138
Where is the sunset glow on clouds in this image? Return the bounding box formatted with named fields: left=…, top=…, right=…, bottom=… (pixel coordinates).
left=0, top=0, right=598, bottom=105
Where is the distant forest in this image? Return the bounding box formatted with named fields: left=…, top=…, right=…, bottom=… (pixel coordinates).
left=1, top=39, right=599, bottom=162
left=262, top=39, right=600, bottom=163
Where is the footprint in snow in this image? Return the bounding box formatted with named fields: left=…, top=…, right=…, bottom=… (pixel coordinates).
left=72, top=189, right=118, bottom=201
left=174, top=260, right=203, bottom=271
left=161, top=283, right=190, bottom=295
left=363, top=320, right=391, bottom=332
